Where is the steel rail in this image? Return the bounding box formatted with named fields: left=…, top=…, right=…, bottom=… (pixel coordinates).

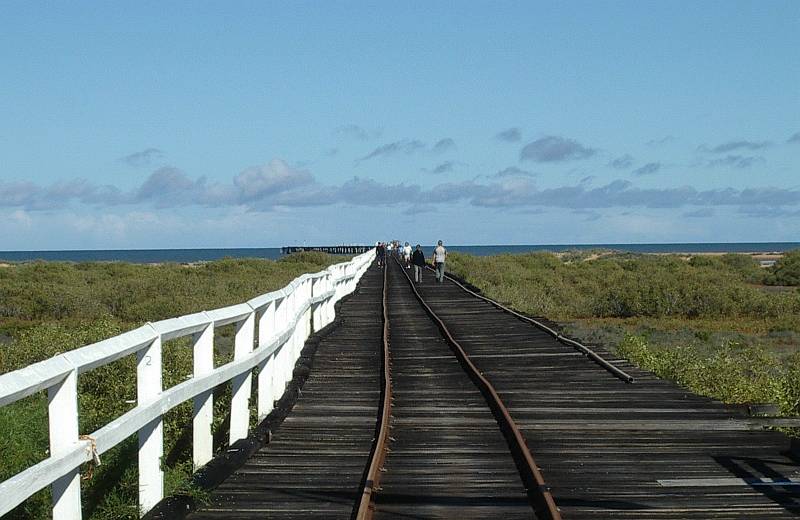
left=398, top=258, right=563, bottom=520
left=432, top=266, right=635, bottom=383
left=354, top=262, right=392, bottom=520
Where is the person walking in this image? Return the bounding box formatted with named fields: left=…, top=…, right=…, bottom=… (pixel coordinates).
left=403, top=242, right=412, bottom=269
left=433, top=240, right=447, bottom=283
left=411, top=244, right=425, bottom=283
left=376, top=242, right=386, bottom=268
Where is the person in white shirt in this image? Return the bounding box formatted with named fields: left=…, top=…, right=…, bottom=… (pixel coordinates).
left=433, top=240, right=447, bottom=283
left=403, top=242, right=412, bottom=268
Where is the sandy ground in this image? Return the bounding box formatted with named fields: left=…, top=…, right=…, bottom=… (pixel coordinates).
left=670, top=252, right=783, bottom=260
left=671, top=252, right=783, bottom=266
left=555, top=251, right=784, bottom=264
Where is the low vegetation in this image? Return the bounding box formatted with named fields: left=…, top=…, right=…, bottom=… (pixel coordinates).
left=0, top=252, right=346, bottom=520
left=765, top=250, right=800, bottom=286
left=615, top=334, right=800, bottom=415
left=447, top=250, right=800, bottom=418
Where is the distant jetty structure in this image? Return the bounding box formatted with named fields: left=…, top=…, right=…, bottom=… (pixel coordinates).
left=282, top=245, right=372, bottom=255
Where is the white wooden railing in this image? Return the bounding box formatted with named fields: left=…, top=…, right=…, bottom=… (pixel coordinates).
left=0, top=249, right=375, bottom=519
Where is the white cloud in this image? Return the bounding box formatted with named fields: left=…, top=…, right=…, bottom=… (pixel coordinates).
left=234, top=159, right=314, bottom=202
left=2, top=161, right=800, bottom=219
left=520, top=136, right=596, bottom=162
left=632, top=162, right=661, bottom=176
left=495, top=127, right=522, bottom=142
left=609, top=154, right=634, bottom=169
left=120, top=148, right=165, bottom=168
left=698, top=140, right=770, bottom=153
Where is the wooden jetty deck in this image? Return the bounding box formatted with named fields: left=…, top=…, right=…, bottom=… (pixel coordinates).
left=184, top=266, right=384, bottom=519
left=172, top=260, right=797, bottom=519
left=282, top=245, right=372, bottom=255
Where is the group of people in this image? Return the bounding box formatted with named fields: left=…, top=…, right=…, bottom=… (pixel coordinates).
left=374, top=240, right=448, bottom=284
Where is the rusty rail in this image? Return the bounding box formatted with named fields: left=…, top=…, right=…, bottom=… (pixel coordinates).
left=399, top=258, right=562, bottom=520
left=353, top=263, right=392, bottom=520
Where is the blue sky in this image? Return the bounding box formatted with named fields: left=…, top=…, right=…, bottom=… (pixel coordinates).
left=1, top=1, right=798, bottom=249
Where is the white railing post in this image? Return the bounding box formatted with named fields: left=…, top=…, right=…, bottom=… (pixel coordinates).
left=334, top=267, right=342, bottom=304
left=271, top=296, right=288, bottom=404
left=48, top=369, right=82, bottom=520
left=329, top=271, right=337, bottom=320
left=310, top=278, right=319, bottom=333
left=293, top=286, right=303, bottom=366
left=287, top=290, right=299, bottom=366
left=299, top=282, right=308, bottom=352
left=304, top=279, right=312, bottom=339
left=326, top=275, right=332, bottom=327
left=137, top=336, right=163, bottom=514
left=192, top=323, right=214, bottom=470
left=286, top=290, right=296, bottom=384
left=256, top=301, right=276, bottom=420
left=330, top=270, right=337, bottom=306
left=346, top=264, right=353, bottom=293
left=229, top=312, right=255, bottom=444
left=321, top=274, right=331, bottom=328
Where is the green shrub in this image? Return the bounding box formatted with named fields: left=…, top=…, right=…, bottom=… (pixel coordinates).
left=765, top=250, right=800, bottom=286
left=446, top=252, right=800, bottom=325
left=616, top=334, right=798, bottom=415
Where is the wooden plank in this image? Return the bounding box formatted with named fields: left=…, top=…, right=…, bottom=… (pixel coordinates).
left=658, top=478, right=800, bottom=487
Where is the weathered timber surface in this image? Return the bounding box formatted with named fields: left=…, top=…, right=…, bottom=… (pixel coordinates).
left=186, top=266, right=384, bottom=520
left=370, top=261, right=533, bottom=519
left=282, top=245, right=371, bottom=255
left=417, top=270, right=800, bottom=519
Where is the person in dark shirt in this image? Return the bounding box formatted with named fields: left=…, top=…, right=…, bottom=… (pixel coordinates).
left=411, top=244, right=425, bottom=283
left=376, top=242, right=386, bottom=267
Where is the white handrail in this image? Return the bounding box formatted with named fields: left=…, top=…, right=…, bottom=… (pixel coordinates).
left=0, top=249, right=375, bottom=519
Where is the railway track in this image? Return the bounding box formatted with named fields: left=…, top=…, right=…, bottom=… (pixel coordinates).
left=180, top=258, right=798, bottom=519
left=355, top=258, right=560, bottom=519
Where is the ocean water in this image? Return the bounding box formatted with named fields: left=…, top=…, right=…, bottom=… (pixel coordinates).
left=0, top=248, right=284, bottom=263
left=0, top=243, right=797, bottom=263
